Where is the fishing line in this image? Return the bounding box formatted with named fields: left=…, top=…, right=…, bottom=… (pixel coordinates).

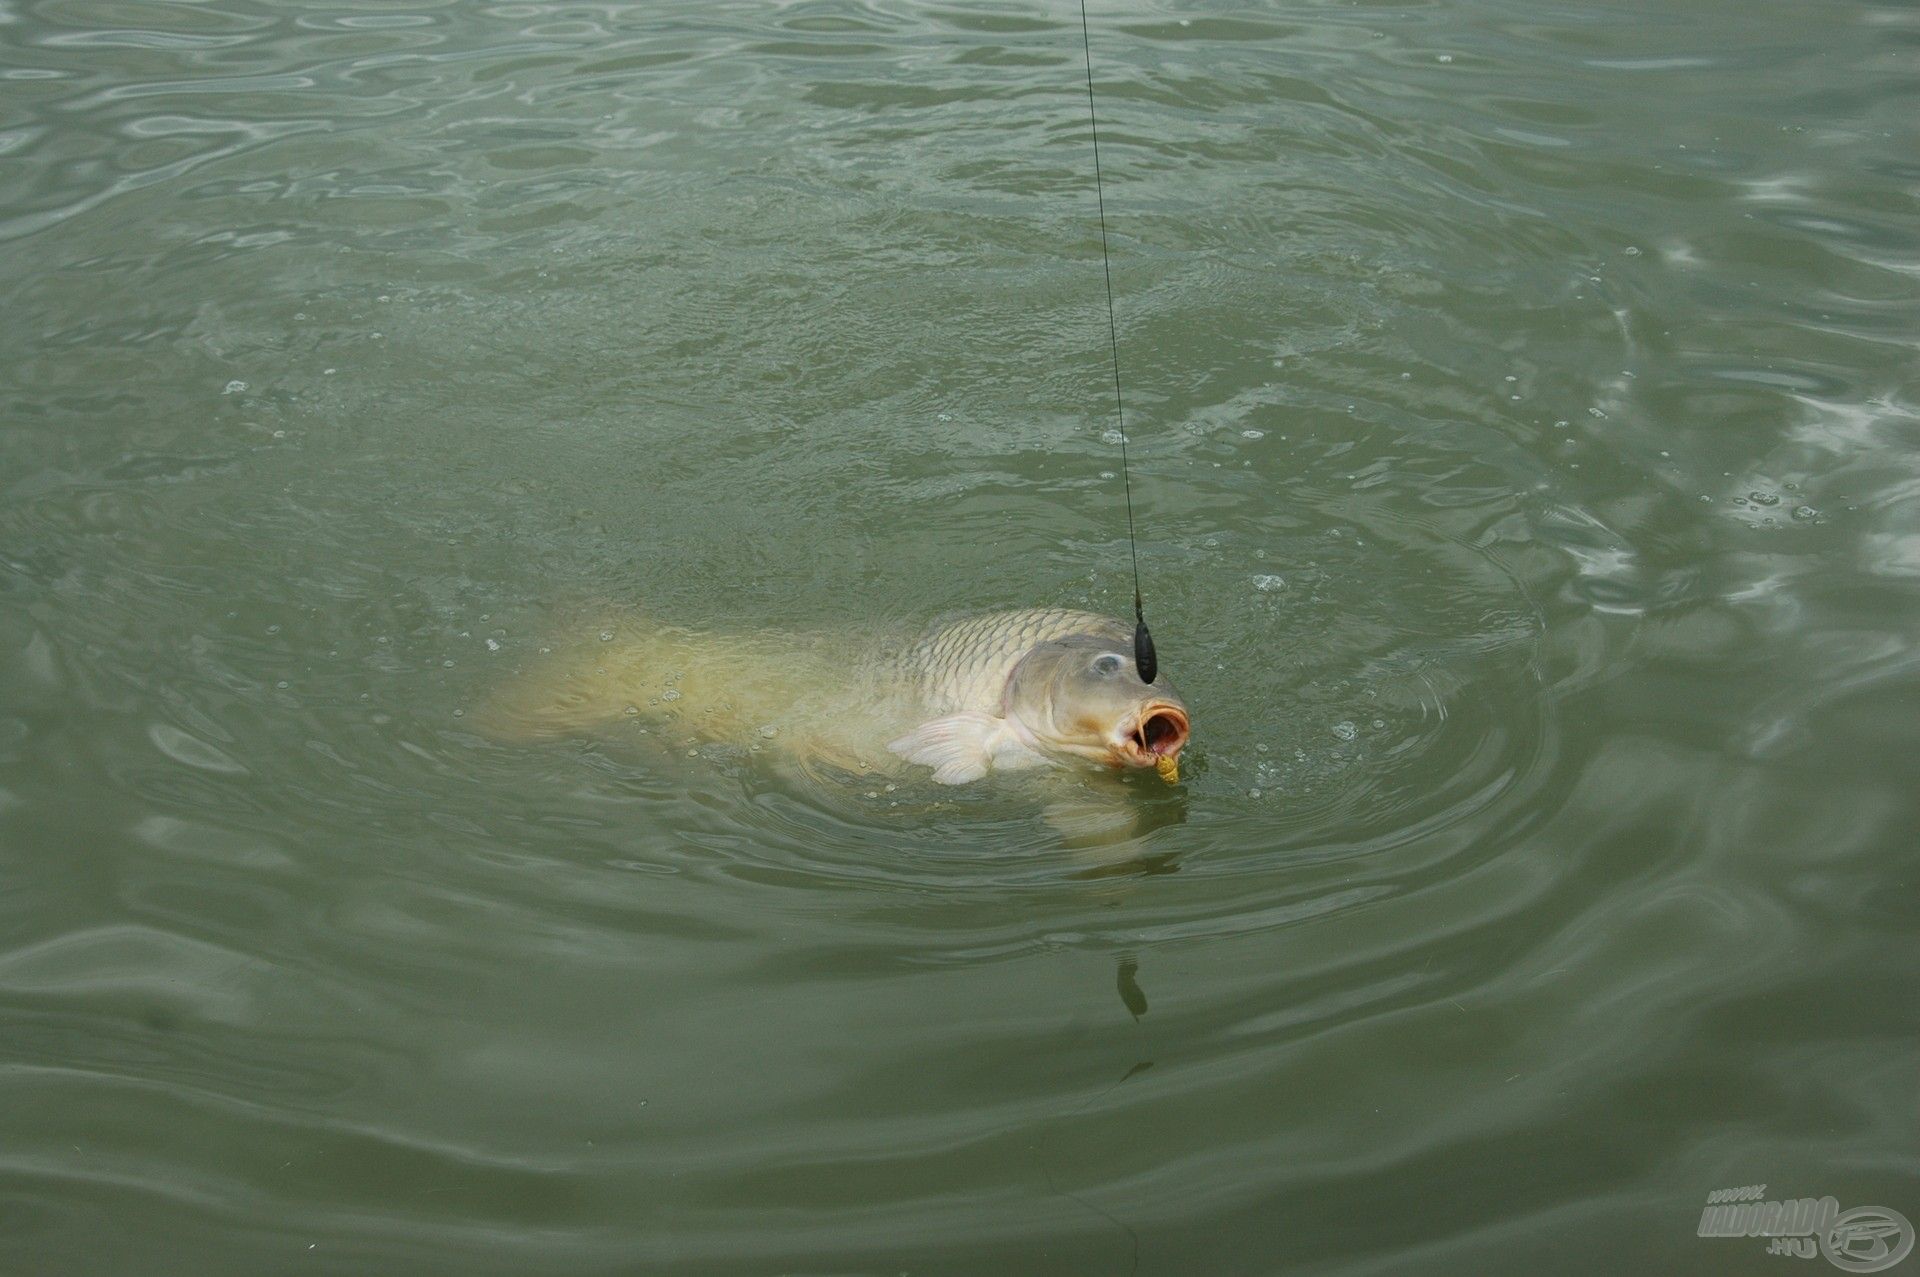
left=1076, top=0, right=1158, bottom=686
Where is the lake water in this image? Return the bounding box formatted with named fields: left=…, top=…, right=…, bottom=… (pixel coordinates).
left=2, top=0, right=1916, bottom=1272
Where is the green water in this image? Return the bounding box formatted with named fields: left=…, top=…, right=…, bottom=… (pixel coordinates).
left=3, top=0, right=1917, bottom=1272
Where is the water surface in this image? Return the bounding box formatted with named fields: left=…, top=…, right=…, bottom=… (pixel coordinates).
left=2, top=0, right=1917, bottom=1272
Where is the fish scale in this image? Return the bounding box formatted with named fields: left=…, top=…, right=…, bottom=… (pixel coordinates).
left=902, top=608, right=1129, bottom=716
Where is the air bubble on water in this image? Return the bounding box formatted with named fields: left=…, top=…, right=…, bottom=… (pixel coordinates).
left=1255, top=743, right=1269, bottom=753
left=1699, top=494, right=1713, bottom=503
left=1100, top=471, right=1115, bottom=479
left=1242, top=429, right=1265, bottom=439
left=938, top=413, right=952, bottom=422
left=1204, top=537, right=1219, bottom=548
left=324, top=368, right=337, bottom=376
left=1791, top=505, right=1820, bottom=521
left=272, top=429, right=286, bottom=438
left=223, top=380, right=247, bottom=395
left=1332, top=721, right=1358, bottom=741
left=1101, top=429, right=1125, bottom=445
left=661, top=689, right=682, bottom=702
left=1248, top=788, right=1262, bottom=798
left=759, top=724, right=778, bottom=738
left=486, top=638, right=500, bottom=652
left=599, top=630, right=613, bottom=642
left=1505, top=375, right=1517, bottom=383
left=1436, top=53, right=1453, bottom=62
left=1253, top=574, right=1287, bottom=592
left=624, top=705, right=639, bottom=716
left=277, top=680, right=289, bottom=689
left=1749, top=491, right=1779, bottom=506
left=452, top=708, right=464, bottom=718
left=442, top=659, right=454, bottom=668
left=267, top=624, right=280, bottom=634
left=1624, top=246, right=1641, bottom=256
left=1587, top=407, right=1607, bottom=419
left=1372, top=719, right=1385, bottom=729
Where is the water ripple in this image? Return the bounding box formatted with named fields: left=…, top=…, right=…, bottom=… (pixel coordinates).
left=2, top=0, right=1916, bottom=1269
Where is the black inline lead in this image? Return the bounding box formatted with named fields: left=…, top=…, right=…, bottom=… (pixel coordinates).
left=1077, top=0, right=1157, bottom=686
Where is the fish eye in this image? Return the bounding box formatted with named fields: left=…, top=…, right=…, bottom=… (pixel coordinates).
left=1091, top=653, right=1125, bottom=675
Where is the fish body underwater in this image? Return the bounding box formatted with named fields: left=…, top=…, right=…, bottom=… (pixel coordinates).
left=482, top=607, right=1189, bottom=788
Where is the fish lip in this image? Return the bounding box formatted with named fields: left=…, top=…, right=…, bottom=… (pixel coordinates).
left=1116, top=701, right=1190, bottom=768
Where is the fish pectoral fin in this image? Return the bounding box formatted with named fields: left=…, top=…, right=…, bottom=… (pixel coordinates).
left=889, top=713, right=1033, bottom=785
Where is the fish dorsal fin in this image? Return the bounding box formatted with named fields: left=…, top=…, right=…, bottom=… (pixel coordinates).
left=888, top=713, right=1047, bottom=785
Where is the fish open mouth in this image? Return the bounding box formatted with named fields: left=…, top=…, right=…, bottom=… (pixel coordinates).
left=1127, top=703, right=1189, bottom=762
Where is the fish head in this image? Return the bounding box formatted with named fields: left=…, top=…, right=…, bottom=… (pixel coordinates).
left=1004, top=635, right=1190, bottom=778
